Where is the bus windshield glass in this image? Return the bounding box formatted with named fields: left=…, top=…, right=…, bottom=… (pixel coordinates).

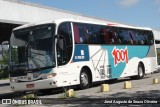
left=10, top=24, right=55, bottom=72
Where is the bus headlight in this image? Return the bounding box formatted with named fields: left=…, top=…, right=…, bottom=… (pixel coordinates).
left=10, top=78, right=18, bottom=83
left=42, top=73, right=57, bottom=79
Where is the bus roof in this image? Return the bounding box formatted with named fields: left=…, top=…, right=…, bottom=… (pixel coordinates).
left=13, top=18, right=152, bottom=31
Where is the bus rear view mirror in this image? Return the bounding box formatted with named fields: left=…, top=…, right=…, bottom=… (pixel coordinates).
left=57, top=34, right=65, bottom=51
left=58, top=39, right=64, bottom=50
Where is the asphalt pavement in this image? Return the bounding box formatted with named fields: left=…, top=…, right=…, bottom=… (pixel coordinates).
left=0, top=72, right=160, bottom=107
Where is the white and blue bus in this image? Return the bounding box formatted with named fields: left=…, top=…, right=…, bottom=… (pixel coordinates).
left=9, top=18, right=157, bottom=91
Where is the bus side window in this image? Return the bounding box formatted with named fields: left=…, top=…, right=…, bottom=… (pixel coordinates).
left=110, top=29, right=118, bottom=44
left=73, top=24, right=80, bottom=44
left=74, top=23, right=89, bottom=44
left=118, top=28, right=126, bottom=44
left=109, top=31, right=114, bottom=44
left=113, top=28, right=121, bottom=44
left=143, top=31, right=154, bottom=45
left=79, top=28, right=87, bottom=43
left=103, top=27, right=118, bottom=44
left=128, top=30, right=134, bottom=45
left=118, top=28, right=134, bottom=45
left=87, top=24, right=101, bottom=44
left=103, top=28, right=110, bottom=44
left=130, top=30, right=139, bottom=45
left=136, top=30, right=147, bottom=45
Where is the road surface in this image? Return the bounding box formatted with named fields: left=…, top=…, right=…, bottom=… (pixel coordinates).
left=0, top=72, right=160, bottom=107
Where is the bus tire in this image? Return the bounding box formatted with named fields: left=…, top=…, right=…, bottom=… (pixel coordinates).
left=79, top=69, right=90, bottom=89
left=137, top=63, right=145, bottom=79
left=130, top=63, right=145, bottom=80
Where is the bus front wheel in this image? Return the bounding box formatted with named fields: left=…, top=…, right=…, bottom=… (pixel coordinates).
left=79, top=69, right=90, bottom=89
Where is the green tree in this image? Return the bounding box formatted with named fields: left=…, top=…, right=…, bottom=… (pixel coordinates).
left=0, top=52, right=9, bottom=79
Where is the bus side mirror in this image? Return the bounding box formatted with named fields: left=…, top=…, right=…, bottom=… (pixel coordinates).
left=58, top=39, right=64, bottom=50
left=2, top=41, right=9, bottom=57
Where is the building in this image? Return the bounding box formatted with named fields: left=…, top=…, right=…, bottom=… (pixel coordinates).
left=1, top=0, right=159, bottom=43
left=0, top=0, right=119, bottom=43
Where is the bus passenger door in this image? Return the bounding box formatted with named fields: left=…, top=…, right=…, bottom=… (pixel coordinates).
left=90, top=46, right=110, bottom=80
left=99, top=49, right=110, bottom=80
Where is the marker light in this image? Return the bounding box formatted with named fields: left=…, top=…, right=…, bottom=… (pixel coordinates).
left=42, top=73, right=57, bottom=79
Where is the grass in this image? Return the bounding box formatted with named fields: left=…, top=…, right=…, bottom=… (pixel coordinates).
left=0, top=69, right=9, bottom=80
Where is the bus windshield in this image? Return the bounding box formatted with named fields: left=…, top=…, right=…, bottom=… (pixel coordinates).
left=10, top=24, right=55, bottom=74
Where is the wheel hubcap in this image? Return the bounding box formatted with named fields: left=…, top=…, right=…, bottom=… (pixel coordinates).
left=81, top=72, right=88, bottom=86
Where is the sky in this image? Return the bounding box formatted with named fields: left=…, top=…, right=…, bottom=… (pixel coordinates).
left=23, top=0, right=160, bottom=29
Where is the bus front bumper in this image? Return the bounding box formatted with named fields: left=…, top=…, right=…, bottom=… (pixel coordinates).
left=10, top=78, right=59, bottom=92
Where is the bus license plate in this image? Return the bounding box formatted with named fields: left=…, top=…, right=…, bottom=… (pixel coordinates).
left=26, top=84, right=34, bottom=88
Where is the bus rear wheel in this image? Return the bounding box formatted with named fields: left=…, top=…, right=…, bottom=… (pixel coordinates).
left=130, top=63, right=144, bottom=80
left=137, top=63, right=145, bottom=79
left=79, top=69, right=90, bottom=89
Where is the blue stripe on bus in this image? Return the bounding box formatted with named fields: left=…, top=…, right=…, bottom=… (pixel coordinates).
left=102, top=46, right=150, bottom=79
left=72, top=45, right=150, bottom=79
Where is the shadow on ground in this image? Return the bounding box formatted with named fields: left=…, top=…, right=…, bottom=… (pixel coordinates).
left=40, top=90, right=160, bottom=107
left=1, top=73, right=160, bottom=107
